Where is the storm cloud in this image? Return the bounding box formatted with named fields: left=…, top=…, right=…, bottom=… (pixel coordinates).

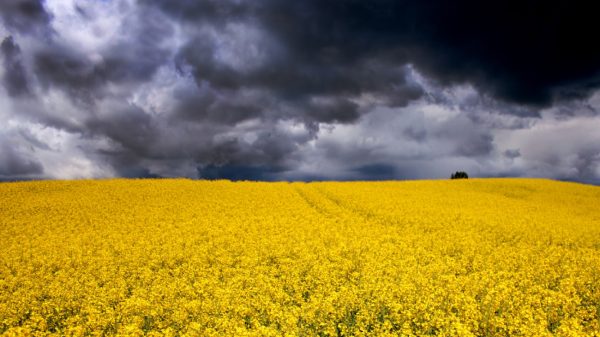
left=0, top=0, right=599, bottom=183
left=0, top=130, right=44, bottom=179
left=0, top=0, right=51, bottom=35
left=1, top=36, right=30, bottom=96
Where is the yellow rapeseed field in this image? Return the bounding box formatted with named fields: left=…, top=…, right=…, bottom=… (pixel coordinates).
left=1, top=178, right=600, bottom=336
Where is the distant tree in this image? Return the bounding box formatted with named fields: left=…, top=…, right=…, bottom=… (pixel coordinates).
left=451, top=171, right=469, bottom=179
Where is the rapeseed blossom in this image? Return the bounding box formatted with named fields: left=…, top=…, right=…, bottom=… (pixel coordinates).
left=0, top=178, right=599, bottom=336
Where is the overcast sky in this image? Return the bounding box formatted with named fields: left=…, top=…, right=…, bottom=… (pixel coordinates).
left=1, top=0, right=599, bottom=183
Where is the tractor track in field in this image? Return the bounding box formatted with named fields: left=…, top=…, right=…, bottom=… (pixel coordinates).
left=311, top=185, right=383, bottom=222
left=292, top=184, right=333, bottom=217
left=293, top=184, right=382, bottom=224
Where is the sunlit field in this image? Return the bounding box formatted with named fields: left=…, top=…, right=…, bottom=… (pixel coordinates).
left=1, top=179, right=599, bottom=336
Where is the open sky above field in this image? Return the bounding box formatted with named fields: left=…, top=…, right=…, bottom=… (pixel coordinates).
left=1, top=0, right=599, bottom=183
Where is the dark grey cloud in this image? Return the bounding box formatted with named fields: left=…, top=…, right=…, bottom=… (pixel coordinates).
left=33, top=46, right=108, bottom=101
left=0, top=0, right=51, bottom=35
left=403, top=126, right=427, bottom=143
left=172, top=86, right=265, bottom=125
left=569, top=149, right=600, bottom=185
left=198, top=164, right=283, bottom=181
left=32, top=6, right=172, bottom=103
left=0, top=153, right=43, bottom=176
left=251, top=0, right=598, bottom=107
left=85, top=102, right=160, bottom=158
left=174, top=38, right=420, bottom=126
left=304, top=98, right=361, bottom=124
left=142, top=0, right=600, bottom=126
left=352, top=163, right=397, bottom=181
left=100, top=6, right=173, bottom=84
left=0, top=140, right=43, bottom=177
left=0, top=0, right=599, bottom=183
left=503, top=149, right=521, bottom=159
left=1, top=36, right=30, bottom=96
left=435, top=117, right=495, bottom=157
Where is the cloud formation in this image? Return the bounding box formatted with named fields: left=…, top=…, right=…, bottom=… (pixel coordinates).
left=0, top=0, right=51, bottom=35
left=1, top=36, right=30, bottom=96
left=0, top=0, right=599, bottom=183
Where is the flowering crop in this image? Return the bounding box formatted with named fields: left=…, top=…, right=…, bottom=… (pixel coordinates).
left=1, top=178, right=599, bottom=336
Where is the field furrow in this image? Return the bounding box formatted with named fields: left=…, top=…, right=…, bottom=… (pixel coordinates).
left=1, top=179, right=599, bottom=336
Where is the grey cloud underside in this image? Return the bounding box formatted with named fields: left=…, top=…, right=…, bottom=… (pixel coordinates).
left=0, top=150, right=43, bottom=177
left=1, top=36, right=30, bottom=96
left=149, top=0, right=600, bottom=107
left=0, top=132, right=43, bottom=178
left=0, top=0, right=599, bottom=182
left=33, top=8, right=172, bottom=102
left=0, top=0, right=51, bottom=35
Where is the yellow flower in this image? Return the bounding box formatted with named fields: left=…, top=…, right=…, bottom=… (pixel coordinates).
left=0, top=178, right=599, bottom=335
